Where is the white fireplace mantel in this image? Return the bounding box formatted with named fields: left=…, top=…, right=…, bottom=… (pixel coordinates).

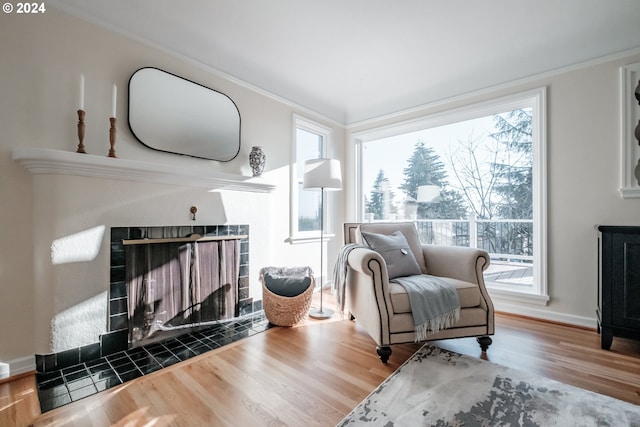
left=12, top=147, right=276, bottom=193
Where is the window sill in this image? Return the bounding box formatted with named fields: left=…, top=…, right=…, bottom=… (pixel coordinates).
left=486, top=285, right=549, bottom=306
left=286, top=233, right=336, bottom=245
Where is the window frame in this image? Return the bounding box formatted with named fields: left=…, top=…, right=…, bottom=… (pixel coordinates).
left=289, top=114, right=336, bottom=243
left=620, top=61, right=640, bottom=198
left=352, top=88, right=548, bottom=304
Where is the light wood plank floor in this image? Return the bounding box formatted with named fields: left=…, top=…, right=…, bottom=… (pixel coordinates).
left=2, top=311, right=640, bottom=427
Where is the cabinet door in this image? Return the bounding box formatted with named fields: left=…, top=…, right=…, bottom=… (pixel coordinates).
left=611, top=233, right=640, bottom=328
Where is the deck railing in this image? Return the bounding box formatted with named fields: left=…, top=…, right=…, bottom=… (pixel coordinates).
left=409, top=215, right=533, bottom=263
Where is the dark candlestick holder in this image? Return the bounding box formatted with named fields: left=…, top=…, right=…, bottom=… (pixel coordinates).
left=76, top=110, right=86, bottom=153
left=108, top=117, right=117, bottom=158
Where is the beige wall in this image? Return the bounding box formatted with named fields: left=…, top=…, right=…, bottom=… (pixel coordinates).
left=346, top=51, right=640, bottom=325
left=0, top=8, right=345, bottom=367
left=2, top=5, right=639, bottom=372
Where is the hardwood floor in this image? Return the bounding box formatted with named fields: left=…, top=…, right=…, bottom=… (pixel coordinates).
left=2, top=311, right=639, bottom=427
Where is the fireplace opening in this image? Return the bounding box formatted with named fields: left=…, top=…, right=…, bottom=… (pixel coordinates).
left=125, top=235, right=242, bottom=348
left=107, top=225, right=253, bottom=354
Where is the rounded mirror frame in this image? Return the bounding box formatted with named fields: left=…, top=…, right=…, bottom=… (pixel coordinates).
left=128, top=67, right=241, bottom=161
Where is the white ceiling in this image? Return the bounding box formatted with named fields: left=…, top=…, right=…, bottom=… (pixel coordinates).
left=49, top=0, right=640, bottom=125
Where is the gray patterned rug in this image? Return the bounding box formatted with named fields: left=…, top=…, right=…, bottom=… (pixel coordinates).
left=338, top=345, right=640, bottom=426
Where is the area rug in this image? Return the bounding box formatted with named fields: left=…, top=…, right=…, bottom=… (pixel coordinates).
left=338, top=345, right=640, bottom=426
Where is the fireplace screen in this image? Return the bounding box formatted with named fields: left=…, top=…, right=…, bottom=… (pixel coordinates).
left=125, top=238, right=240, bottom=347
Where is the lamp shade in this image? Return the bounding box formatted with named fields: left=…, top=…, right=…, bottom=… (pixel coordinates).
left=303, top=158, right=342, bottom=191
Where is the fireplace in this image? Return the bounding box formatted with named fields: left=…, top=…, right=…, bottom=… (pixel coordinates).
left=107, top=225, right=251, bottom=355
left=34, top=224, right=254, bottom=374
left=35, top=224, right=268, bottom=412
left=124, top=234, right=243, bottom=347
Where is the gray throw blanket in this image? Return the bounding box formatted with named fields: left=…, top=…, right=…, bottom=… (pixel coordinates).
left=392, top=274, right=460, bottom=342
left=332, top=243, right=366, bottom=313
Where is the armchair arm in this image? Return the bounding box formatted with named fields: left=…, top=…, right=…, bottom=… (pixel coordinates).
left=345, top=247, right=393, bottom=347
left=422, top=244, right=490, bottom=285
left=346, top=247, right=387, bottom=278
left=422, top=245, right=493, bottom=316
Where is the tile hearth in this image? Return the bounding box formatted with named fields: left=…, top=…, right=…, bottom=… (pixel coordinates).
left=36, top=311, right=270, bottom=413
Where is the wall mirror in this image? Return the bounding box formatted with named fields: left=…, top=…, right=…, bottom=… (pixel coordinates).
left=128, top=67, right=241, bottom=161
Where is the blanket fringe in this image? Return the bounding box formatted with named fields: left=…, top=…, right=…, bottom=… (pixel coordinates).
left=415, top=307, right=461, bottom=342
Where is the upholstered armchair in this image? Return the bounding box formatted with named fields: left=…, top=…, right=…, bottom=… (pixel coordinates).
left=340, top=222, right=494, bottom=363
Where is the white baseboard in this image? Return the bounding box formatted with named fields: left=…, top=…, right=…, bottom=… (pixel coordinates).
left=0, top=363, right=8, bottom=379
left=494, top=299, right=597, bottom=329
left=4, top=356, right=36, bottom=378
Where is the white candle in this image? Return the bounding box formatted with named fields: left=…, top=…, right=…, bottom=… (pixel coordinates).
left=79, top=73, right=85, bottom=110
left=111, top=83, right=117, bottom=118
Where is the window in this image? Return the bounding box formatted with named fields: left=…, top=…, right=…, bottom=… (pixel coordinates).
left=290, top=115, right=333, bottom=241
left=353, top=89, right=548, bottom=304
left=620, top=61, right=640, bottom=198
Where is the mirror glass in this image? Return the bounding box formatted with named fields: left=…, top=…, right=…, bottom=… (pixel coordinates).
left=128, top=67, right=241, bottom=161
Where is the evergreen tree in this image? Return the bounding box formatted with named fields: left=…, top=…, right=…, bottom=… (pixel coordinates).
left=400, top=140, right=467, bottom=219
left=427, top=189, right=468, bottom=219
left=400, top=140, right=448, bottom=197
left=366, top=169, right=395, bottom=219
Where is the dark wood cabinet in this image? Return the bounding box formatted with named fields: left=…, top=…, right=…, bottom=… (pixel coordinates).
left=597, top=225, right=640, bottom=349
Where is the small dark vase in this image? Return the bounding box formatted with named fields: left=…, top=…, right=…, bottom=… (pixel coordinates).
left=249, top=146, right=266, bottom=177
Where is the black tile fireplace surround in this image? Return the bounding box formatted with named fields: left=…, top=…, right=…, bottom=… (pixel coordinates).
left=35, top=224, right=270, bottom=412
left=35, top=224, right=259, bottom=374
left=36, top=313, right=270, bottom=412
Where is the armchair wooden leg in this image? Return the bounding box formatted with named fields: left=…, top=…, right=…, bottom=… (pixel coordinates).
left=376, top=346, right=392, bottom=364
left=477, top=336, right=493, bottom=352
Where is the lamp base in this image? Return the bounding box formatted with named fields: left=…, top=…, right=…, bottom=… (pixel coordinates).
left=308, top=307, right=334, bottom=320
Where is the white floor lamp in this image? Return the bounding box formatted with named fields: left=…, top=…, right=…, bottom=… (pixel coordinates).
left=303, top=158, right=342, bottom=319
